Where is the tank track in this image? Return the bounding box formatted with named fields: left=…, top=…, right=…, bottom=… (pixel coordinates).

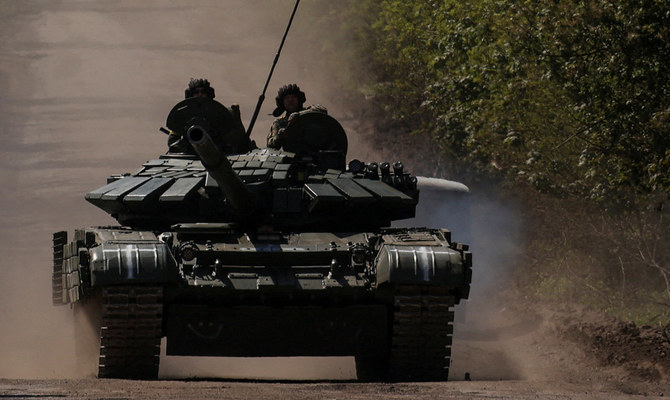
left=389, top=286, right=455, bottom=381
left=98, top=285, right=163, bottom=379
left=52, top=231, right=67, bottom=306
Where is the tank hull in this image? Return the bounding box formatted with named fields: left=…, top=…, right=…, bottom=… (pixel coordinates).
left=53, top=224, right=470, bottom=381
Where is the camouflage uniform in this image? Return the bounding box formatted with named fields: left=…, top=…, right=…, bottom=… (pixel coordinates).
left=266, top=104, right=327, bottom=150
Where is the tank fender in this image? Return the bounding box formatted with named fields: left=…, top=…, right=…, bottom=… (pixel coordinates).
left=89, top=240, right=176, bottom=286
left=53, top=228, right=176, bottom=302
left=374, top=244, right=467, bottom=288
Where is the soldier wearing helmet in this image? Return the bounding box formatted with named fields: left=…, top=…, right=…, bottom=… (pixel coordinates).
left=266, top=83, right=327, bottom=149
left=184, top=78, right=216, bottom=99
left=168, top=78, right=249, bottom=152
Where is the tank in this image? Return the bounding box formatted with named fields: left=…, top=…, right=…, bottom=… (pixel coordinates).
left=52, top=96, right=472, bottom=381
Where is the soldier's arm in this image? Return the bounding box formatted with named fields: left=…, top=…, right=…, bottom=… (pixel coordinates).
left=306, top=104, right=328, bottom=114
left=266, top=120, right=284, bottom=149
left=287, top=105, right=328, bottom=124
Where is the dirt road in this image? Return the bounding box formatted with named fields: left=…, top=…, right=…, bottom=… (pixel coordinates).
left=0, top=377, right=666, bottom=400
left=0, top=1, right=667, bottom=398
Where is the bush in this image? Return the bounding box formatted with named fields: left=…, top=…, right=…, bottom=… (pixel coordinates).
left=334, top=0, right=670, bottom=204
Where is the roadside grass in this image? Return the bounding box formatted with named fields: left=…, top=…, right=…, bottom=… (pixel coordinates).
left=527, top=266, right=670, bottom=327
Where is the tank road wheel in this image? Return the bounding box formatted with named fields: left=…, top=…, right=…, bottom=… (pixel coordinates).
left=98, top=285, right=163, bottom=379
left=389, top=286, right=455, bottom=382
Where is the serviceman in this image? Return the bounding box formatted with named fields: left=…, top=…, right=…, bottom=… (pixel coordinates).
left=184, top=77, right=216, bottom=99
left=168, top=78, right=248, bottom=151
left=266, top=83, right=327, bottom=150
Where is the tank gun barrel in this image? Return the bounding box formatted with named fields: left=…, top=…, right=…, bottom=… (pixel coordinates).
left=186, top=125, right=253, bottom=217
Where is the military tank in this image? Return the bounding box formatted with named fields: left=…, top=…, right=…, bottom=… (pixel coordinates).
left=52, top=96, right=472, bottom=381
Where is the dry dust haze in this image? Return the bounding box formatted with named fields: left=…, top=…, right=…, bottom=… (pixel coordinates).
left=0, top=0, right=533, bottom=381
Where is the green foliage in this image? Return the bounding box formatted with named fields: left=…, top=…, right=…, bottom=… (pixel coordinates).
left=336, top=0, right=670, bottom=204
left=316, top=0, right=670, bottom=324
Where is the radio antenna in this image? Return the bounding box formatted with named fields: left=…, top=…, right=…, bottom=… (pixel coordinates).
left=246, top=0, right=300, bottom=137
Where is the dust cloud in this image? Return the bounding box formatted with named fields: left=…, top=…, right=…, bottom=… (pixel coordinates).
left=0, top=0, right=535, bottom=382
left=402, top=180, right=544, bottom=381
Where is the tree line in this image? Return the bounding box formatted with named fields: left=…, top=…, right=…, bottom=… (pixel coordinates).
left=307, top=0, right=670, bottom=322
left=334, top=0, right=670, bottom=204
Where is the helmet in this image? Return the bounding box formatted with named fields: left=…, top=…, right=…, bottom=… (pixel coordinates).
left=185, top=78, right=215, bottom=99
left=272, top=83, right=306, bottom=117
